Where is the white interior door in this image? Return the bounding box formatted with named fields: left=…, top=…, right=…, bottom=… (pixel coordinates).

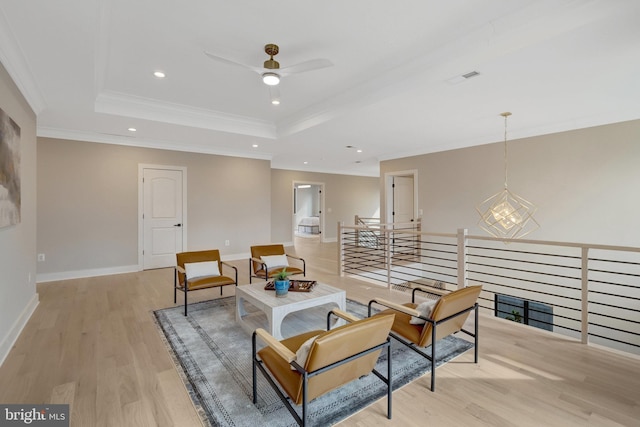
left=393, top=175, right=414, bottom=223
left=143, top=168, right=184, bottom=269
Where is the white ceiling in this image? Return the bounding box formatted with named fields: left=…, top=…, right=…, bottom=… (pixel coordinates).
left=1, top=0, right=639, bottom=177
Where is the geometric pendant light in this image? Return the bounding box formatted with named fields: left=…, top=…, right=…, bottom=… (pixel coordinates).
left=476, top=112, right=539, bottom=239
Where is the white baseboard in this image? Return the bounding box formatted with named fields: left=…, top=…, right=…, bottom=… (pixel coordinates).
left=0, top=293, right=39, bottom=366
left=221, top=252, right=250, bottom=262
left=37, top=264, right=139, bottom=283
left=35, top=254, right=253, bottom=284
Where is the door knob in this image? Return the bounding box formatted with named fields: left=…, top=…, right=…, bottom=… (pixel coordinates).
left=174, top=223, right=182, bottom=227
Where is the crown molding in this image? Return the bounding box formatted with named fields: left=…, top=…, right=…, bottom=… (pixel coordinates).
left=94, top=90, right=277, bottom=139
left=0, top=7, right=46, bottom=114
left=37, top=126, right=273, bottom=161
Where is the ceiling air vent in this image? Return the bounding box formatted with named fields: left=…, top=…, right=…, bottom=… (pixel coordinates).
left=447, top=70, right=480, bottom=85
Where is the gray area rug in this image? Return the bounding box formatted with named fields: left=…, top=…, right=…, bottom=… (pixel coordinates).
left=154, top=296, right=474, bottom=427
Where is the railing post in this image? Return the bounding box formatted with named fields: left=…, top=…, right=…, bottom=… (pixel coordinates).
left=386, top=225, right=392, bottom=290
left=338, top=221, right=344, bottom=276
left=457, top=228, right=468, bottom=289
left=581, top=247, right=589, bottom=344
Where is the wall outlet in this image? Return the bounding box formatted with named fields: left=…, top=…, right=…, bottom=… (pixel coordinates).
left=225, top=240, right=230, bottom=246
left=37, top=253, right=45, bottom=262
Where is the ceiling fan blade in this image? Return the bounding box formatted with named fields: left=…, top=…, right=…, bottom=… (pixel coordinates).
left=269, top=86, right=281, bottom=105
left=203, top=51, right=263, bottom=74
left=279, top=58, right=333, bottom=77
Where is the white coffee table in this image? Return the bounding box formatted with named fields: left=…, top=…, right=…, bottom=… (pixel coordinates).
left=235, top=281, right=346, bottom=340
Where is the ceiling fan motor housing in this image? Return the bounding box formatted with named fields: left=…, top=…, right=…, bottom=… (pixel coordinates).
left=263, top=59, right=280, bottom=70
left=264, top=44, right=280, bottom=69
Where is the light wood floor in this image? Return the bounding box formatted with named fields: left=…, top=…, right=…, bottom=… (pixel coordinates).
left=1, top=237, right=639, bottom=426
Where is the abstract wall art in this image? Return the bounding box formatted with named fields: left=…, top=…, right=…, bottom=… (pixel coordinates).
left=0, top=106, right=21, bottom=228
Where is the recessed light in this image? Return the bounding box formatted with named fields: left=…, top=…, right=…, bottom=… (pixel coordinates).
left=356, top=149, right=363, bottom=153
left=128, top=127, right=137, bottom=132
left=271, top=99, right=280, bottom=105
left=252, top=144, right=258, bottom=148
left=154, top=71, right=165, bottom=78
left=303, top=161, right=308, bottom=165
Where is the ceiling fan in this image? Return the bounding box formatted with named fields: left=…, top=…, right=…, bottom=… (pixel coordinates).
left=204, top=44, right=333, bottom=104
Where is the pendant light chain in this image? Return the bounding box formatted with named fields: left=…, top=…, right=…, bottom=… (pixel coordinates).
left=502, top=112, right=511, bottom=189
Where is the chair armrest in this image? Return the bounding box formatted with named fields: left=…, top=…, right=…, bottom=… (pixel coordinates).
left=221, top=261, right=238, bottom=284
left=285, top=254, right=306, bottom=275
left=176, top=265, right=186, bottom=274
left=221, top=261, right=237, bottom=273
left=412, top=284, right=448, bottom=297
left=330, top=309, right=359, bottom=323
left=371, top=298, right=421, bottom=317
left=255, top=328, right=296, bottom=363
left=250, top=257, right=266, bottom=267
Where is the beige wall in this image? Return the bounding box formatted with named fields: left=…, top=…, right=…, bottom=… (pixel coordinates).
left=380, top=119, right=640, bottom=247
left=270, top=169, right=380, bottom=242
left=0, top=62, right=38, bottom=362
left=37, top=138, right=272, bottom=277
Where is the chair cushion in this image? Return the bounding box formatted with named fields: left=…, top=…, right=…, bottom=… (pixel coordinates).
left=261, top=254, right=289, bottom=269
left=185, top=275, right=236, bottom=291
left=255, top=266, right=304, bottom=279
left=185, top=261, right=220, bottom=279
left=409, top=299, right=439, bottom=325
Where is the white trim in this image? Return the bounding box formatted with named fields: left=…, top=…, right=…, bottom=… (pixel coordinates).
left=0, top=8, right=46, bottom=114
left=35, top=254, right=252, bottom=283
left=37, top=265, right=139, bottom=283
left=38, top=126, right=273, bottom=161
left=95, top=90, right=276, bottom=139
left=0, top=294, right=39, bottom=366
left=138, top=164, right=188, bottom=270
left=220, top=252, right=250, bottom=262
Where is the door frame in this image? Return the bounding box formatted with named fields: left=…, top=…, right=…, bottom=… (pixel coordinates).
left=138, top=164, right=188, bottom=271
left=384, top=169, right=418, bottom=224
left=292, top=180, right=325, bottom=242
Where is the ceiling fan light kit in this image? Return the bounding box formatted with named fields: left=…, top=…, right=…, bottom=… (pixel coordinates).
left=262, top=44, right=281, bottom=85
left=262, top=72, right=280, bottom=86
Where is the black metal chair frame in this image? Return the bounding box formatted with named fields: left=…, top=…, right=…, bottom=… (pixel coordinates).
left=252, top=311, right=392, bottom=427
left=174, top=263, right=238, bottom=316
left=368, top=286, right=478, bottom=392
left=249, top=254, right=306, bottom=283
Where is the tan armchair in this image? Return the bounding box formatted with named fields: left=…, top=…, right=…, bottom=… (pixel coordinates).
left=368, top=285, right=482, bottom=391
left=174, top=250, right=238, bottom=316
left=252, top=309, right=395, bottom=427
left=249, top=244, right=305, bottom=283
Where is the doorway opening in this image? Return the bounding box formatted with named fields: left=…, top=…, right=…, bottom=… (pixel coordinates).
left=293, top=182, right=324, bottom=242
